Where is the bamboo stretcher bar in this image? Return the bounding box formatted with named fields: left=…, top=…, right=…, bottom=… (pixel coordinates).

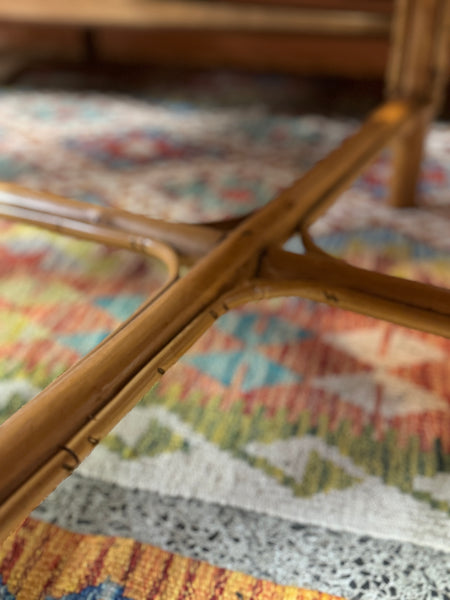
left=0, top=183, right=222, bottom=259
left=256, top=249, right=450, bottom=338
left=0, top=98, right=444, bottom=543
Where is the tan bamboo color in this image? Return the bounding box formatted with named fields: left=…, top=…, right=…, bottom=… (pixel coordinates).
left=0, top=0, right=449, bottom=545
left=387, top=0, right=450, bottom=207
left=257, top=249, right=450, bottom=338
left=0, top=183, right=222, bottom=260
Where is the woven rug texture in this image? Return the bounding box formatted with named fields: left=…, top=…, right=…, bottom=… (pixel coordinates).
left=0, top=71, right=449, bottom=599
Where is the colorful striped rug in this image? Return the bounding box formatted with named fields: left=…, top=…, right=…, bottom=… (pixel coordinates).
left=0, top=71, right=449, bottom=599
left=0, top=518, right=339, bottom=600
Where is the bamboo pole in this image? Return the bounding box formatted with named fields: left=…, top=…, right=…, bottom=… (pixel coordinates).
left=0, top=183, right=222, bottom=259
left=389, top=113, right=430, bottom=208
left=255, top=248, right=450, bottom=338
left=291, top=100, right=427, bottom=228
left=0, top=293, right=228, bottom=541
left=0, top=99, right=421, bottom=541
left=386, top=0, right=450, bottom=207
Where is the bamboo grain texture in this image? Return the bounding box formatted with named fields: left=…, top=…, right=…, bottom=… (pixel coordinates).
left=0, top=0, right=449, bottom=547
left=0, top=97, right=446, bottom=542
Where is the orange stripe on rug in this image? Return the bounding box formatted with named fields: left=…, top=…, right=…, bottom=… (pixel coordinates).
left=0, top=517, right=346, bottom=600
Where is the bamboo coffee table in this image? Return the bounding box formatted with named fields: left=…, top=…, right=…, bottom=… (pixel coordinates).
left=0, top=0, right=449, bottom=543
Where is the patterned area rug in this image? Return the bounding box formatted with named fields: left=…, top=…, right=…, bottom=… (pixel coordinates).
left=0, top=518, right=338, bottom=600
left=0, top=71, right=449, bottom=599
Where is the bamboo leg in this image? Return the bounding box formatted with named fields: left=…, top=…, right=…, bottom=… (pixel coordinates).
left=389, top=116, right=428, bottom=207
left=386, top=0, right=449, bottom=207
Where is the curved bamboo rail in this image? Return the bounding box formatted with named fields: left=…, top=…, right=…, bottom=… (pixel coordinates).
left=0, top=182, right=222, bottom=259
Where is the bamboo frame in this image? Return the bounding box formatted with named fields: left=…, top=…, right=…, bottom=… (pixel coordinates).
left=0, top=0, right=449, bottom=545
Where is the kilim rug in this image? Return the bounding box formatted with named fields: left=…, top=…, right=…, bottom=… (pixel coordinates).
left=0, top=70, right=449, bottom=599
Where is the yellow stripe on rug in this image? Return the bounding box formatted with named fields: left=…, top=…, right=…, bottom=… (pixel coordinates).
left=0, top=517, right=345, bottom=600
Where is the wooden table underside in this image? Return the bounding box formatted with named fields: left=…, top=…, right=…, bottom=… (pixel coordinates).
left=0, top=0, right=392, bottom=33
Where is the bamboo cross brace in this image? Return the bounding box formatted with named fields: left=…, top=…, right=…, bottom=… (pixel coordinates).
left=0, top=98, right=448, bottom=542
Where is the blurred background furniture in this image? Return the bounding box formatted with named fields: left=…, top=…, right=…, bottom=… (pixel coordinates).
left=0, top=0, right=396, bottom=80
